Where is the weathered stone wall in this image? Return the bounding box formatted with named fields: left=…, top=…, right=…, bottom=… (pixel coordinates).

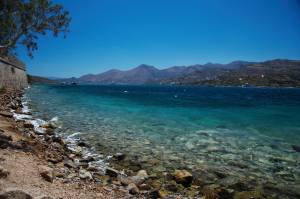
left=0, top=58, right=28, bottom=89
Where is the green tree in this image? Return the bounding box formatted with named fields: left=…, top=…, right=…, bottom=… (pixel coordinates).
left=0, top=0, right=71, bottom=57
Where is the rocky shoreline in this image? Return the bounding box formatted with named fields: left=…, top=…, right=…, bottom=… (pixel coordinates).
left=1, top=88, right=300, bottom=199
left=1, top=89, right=198, bottom=198
left=0, top=89, right=130, bottom=198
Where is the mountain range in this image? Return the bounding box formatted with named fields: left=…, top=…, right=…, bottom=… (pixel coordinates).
left=60, top=59, right=300, bottom=87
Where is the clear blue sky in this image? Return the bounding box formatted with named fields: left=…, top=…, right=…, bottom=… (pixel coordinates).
left=18, top=0, right=300, bottom=78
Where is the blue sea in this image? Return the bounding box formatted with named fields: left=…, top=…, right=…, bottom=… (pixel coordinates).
left=25, top=84, right=300, bottom=192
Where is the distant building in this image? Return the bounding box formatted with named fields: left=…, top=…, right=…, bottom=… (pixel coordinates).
left=0, top=56, right=28, bottom=89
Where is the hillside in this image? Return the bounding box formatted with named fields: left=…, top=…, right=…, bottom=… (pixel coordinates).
left=27, top=75, right=58, bottom=84
left=68, top=61, right=252, bottom=84
left=60, top=59, right=300, bottom=87
left=165, top=59, right=300, bottom=87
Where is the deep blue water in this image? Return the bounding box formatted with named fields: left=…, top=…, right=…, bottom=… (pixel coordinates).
left=25, top=84, right=300, bottom=187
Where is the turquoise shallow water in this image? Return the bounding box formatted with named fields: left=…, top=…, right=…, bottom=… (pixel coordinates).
left=25, top=84, right=300, bottom=190
left=26, top=84, right=300, bottom=143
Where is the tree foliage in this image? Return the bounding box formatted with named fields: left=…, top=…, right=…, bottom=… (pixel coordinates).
left=0, top=0, right=71, bottom=58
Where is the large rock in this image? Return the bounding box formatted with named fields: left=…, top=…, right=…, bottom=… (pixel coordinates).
left=0, top=132, right=12, bottom=141
left=39, top=166, right=54, bottom=183
left=0, top=133, right=12, bottom=149
left=173, top=170, right=193, bottom=187
left=0, top=190, right=32, bottom=199
left=0, top=111, right=13, bottom=118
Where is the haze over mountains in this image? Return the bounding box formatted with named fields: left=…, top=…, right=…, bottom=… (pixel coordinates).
left=61, top=59, right=300, bottom=87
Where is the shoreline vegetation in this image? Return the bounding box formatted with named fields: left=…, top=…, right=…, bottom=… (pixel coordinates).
left=1, top=87, right=300, bottom=199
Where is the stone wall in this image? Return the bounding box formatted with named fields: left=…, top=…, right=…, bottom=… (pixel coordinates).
left=0, top=57, right=28, bottom=89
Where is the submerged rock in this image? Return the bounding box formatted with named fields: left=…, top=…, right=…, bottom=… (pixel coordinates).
left=173, top=170, right=193, bottom=187
left=105, top=167, right=119, bottom=177
left=234, top=190, right=262, bottom=199
left=291, top=145, right=300, bottom=152
left=203, top=188, right=234, bottom=199
left=0, top=190, right=33, bottom=199
left=114, top=153, right=126, bottom=161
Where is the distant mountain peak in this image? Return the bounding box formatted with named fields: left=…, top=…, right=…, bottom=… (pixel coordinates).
left=61, top=59, right=300, bottom=86
left=135, top=64, right=158, bottom=70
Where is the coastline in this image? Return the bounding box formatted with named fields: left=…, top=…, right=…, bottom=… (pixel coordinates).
left=1, top=87, right=300, bottom=199
left=0, top=88, right=130, bottom=199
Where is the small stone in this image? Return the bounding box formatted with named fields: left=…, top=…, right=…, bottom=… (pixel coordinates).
left=199, top=132, right=210, bottom=136
left=53, top=169, right=65, bottom=178
left=73, top=146, right=82, bottom=155
left=45, top=128, right=54, bottom=135
left=42, top=123, right=56, bottom=129
left=136, top=170, right=148, bottom=179
left=173, top=169, right=193, bottom=187
left=79, top=156, right=95, bottom=163
left=64, top=159, right=77, bottom=169
left=148, top=159, right=160, bottom=165
left=39, top=165, right=54, bottom=183
left=138, top=183, right=151, bottom=191
left=0, top=133, right=12, bottom=149
left=234, top=190, right=261, bottom=199
left=0, top=166, right=10, bottom=178
left=112, top=180, right=122, bottom=186
left=77, top=141, right=89, bottom=147
left=46, top=151, right=63, bottom=164
left=52, top=136, right=65, bottom=145
left=105, top=167, right=119, bottom=177
left=148, top=190, right=160, bottom=199
left=23, top=121, right=34, bottom=129
left=128, top=183, right=139, bottom=195
left=158, top=189, right=168, bottom=198
left=79, top=169, right=93, bottom=180
left=87, top=165, right=99, bottom=172
left=119, top=176, right=133, bottom=186
left=0, top=190, right=33, bottom=199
